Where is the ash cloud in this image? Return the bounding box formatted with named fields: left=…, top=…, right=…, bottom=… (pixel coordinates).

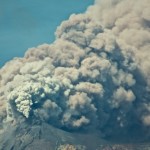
left=0, top=0, right=150, bottom=143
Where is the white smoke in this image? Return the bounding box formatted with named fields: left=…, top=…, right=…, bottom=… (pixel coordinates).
left=0, top=0, right=150, bottom=139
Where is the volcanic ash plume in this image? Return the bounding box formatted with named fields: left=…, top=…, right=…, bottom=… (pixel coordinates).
left=0, top=0, right=150, bottom=142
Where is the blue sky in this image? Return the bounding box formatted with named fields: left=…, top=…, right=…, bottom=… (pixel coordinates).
left=0, top=0, right=94, bottom=67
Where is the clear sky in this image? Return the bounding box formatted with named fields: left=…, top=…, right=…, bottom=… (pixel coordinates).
left=0, top=0, right=94, bottom=67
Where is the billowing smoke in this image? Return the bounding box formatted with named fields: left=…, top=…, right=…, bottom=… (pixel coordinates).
left=0, top=0, right=150, bottom=141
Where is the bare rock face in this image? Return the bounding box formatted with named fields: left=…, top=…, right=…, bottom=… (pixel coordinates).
left=1, top=121, right=150, bottom=150
left=0, top=121, right=105, bottom=150
left=98, top=145, right=129, bottom=150
left=97, top=144, right=150, bottom=150
left=57, top=144, right=86, bottom=150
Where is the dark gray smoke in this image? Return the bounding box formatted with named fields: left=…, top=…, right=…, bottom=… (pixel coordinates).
left=0, top=0, right=150, bottom=148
